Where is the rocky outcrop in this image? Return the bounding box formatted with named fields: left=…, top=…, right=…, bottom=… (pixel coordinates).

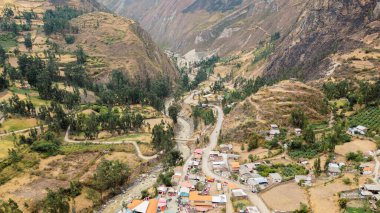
left=97, top=0, right=306, bottom=56
left=264, top=0, right=379, bottom=80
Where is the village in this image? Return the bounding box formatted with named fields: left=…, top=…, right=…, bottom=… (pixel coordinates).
left=118, top=87, right=380, bottom=213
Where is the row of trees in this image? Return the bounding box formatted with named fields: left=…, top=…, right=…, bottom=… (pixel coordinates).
left=70, top=109, right=144, bottom=139
left=97, top=70, right=173, bottom=110
left=43, top=6, right=82, bottom=35
left=323, top=79, right=380, bottom=106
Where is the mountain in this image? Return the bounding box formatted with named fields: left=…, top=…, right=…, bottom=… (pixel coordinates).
left=263, top=0, right=380, bottom=80
left=98, top=0, right=307, bottom=56
left=60, top=12, right=178, bottom=84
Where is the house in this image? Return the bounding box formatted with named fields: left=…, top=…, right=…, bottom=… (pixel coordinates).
left=189, top=160, right=200, bottom=169
left=269, top=173, right=282, bottom=183
left=127, top=199, right=158, bottom=213
left=295, top=128, right=302, bottom=136
left=363, top=166, right=374, bottom=175
left=252, top=177, right=268, bottom=186
left=220, top=144, right=233, bottom=153
left=360, top=163, right=374, bottom=175
left=269, top=124, right=280, bottom=138
left=230, top=162, right=240, bottom=172
left=157, top=185, right=167, bottom=195
left=171, top=172, right=181, bottom=186
left=188, top=191, right=213, bottom=212
left=194, top=149, right=203, bottom=155
left=363, top=184, right=380, bottom=194
left=181, top=181, right=194, bottom=189
left=167, top=187, right=176, bottom=196
left=328, top=163, right=341, bottom=176
left=157, top=198, right=166, bottom=211
left=212, top=195, right=227, bottom=205
left=240, top=173, right=254, bottom=182
left=231, top=189, right=248, bottom=199
left=295, top=175, right=312, bottom=186
left=348, top=125, right=368, bottom=135
left=209, top=151, right=220, bottom=157
left=179, top=187, right=190, bottom=197
left=246, top=206, right=260, bottom=213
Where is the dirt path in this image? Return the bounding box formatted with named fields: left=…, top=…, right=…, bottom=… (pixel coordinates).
left=0, top=125, right=48, bottom=137
left=64, top=127, right=158, bottom=161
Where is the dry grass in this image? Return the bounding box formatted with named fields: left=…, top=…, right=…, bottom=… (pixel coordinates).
left=0, top=139, right=14, bottom=160
left=261, top=182, right=308, bottom=212
left=309, top=173, right=368, bottom=213
left=335, top=139, right=376, bottom=156
left=0, top=117, right=38, bottom=132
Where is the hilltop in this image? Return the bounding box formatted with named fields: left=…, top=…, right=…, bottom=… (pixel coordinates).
left=222, top=80, right=329, bottom=142
left=56, top=12, right=178, bottom=83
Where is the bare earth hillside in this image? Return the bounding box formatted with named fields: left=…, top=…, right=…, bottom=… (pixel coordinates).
left=222, top=80, right=329, bottom=142
left=59, top=12, right=178, bottom=83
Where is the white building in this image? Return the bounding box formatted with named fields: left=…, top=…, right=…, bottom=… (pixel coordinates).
left=348, top=125, right=368, bottom=135
left=269, top=173, right=282, bottom=183
left=246, top=206, right=260, bottom=213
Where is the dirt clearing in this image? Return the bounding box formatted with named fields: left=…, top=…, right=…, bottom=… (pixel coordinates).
left=261, top=182, right=308, bottom=212
left=335, top=139, right=376, bottom=156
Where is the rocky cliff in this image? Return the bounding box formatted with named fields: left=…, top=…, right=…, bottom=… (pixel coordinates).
left=264, top=0, right=379, bottom=80
left=98, top=0, right=307, bottom=56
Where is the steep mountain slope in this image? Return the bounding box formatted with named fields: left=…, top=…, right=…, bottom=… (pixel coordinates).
left=0, top=0, right=178, bottom=85
left=264, top=0, right=380, bottom=80
left=98, top=0, right=307, bottom=55
left=60, top=12, right=178, bottom=83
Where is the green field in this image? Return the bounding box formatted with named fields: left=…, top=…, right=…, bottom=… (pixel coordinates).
left=60, top=143, right=134, bottom=154
left=348, top=106, right=380, bottom=132
left=0, top=33, right=17, bottom=51
left=0, top=117, right=38, bottom=132
left=8, top=87, right=51, bottom=107
left=344, top=207, right=366, bottom=213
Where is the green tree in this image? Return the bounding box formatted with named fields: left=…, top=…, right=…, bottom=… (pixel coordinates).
left=151, top=123, right=175, bottom=152
left=290, top=110, right=308, bottom=129
left=92, top=160, right=130, bottom=201
left=338, top=198, right=348, bottom=209
left=42, top=189, right=69, bottom=213
left=313, top=158, right=321, bottom=177
left=168, top=104, right=181, bottom=123
left=293, top=203, right=310, bottom=213
left=248, top=137, right=259, bottom=151
left=24, top=33, right=33, bottom=50
left=75, top=46, right=86, bottom=64
left=0, top=45, right=8, bottom=66
left=303, top=126, right=315, bottom=144
left=0, top=199, right=22, bottom=213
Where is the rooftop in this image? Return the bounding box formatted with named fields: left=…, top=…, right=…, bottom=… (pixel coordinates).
left=189, top=191, right=212, bottom=202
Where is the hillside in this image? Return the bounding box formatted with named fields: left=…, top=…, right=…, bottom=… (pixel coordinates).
left=57, top=12, right=178, bottom=83
left=264, top=0, right=380, bottom=80
left=222, top=80, right=329, bottom=142
left=98, top=0, right=307, bottom=56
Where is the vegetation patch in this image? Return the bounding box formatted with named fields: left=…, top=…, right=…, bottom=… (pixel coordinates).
left=0, top=33, right=17, bottom=51
left=348, top=106, right=380, bottom=133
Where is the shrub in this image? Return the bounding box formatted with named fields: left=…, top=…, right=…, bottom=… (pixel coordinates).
left=64, top=35, right=75, bottom=44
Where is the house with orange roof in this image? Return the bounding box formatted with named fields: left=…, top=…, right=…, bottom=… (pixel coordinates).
left=230, top=161, right=240, bottom=172
left=189, top=191, right=213, bottom=212
left=127, top=199, right=158, bottom=213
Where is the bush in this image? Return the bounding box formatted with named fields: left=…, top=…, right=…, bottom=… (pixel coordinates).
left=31, top=140, right=60, bottom=156
left=64, top=35, right=75, bottom=44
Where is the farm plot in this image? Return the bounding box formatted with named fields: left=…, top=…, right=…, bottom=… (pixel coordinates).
left=348, top=107, right=380, bottom=132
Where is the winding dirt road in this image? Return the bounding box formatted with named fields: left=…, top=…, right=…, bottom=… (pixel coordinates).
left=64, top=127, right=158, bottom=161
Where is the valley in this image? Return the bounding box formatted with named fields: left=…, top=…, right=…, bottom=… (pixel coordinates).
left=0, top=0, right=379, bottom=213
